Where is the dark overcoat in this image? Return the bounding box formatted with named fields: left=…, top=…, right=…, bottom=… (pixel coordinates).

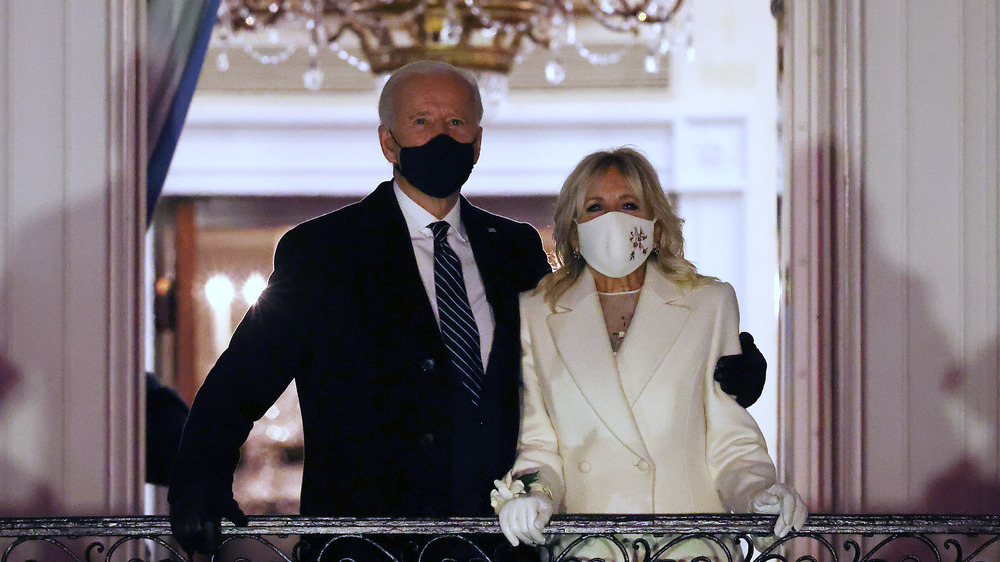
left=169, top=181, right=551, bottom=516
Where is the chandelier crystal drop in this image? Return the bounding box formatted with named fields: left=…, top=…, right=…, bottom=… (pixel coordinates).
left=214, top=0, right=692, bottom=95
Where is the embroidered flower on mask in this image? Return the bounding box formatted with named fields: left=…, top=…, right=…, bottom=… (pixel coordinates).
left=629, top=226, right=649, bottom=261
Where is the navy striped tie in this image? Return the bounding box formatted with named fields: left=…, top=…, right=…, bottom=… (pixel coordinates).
left=430, top=221, right=486, bottom=406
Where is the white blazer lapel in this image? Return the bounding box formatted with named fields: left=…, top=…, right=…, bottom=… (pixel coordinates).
left=546, top=269, right=650, bottom=459
left=615, top=267, right=691, bottom=405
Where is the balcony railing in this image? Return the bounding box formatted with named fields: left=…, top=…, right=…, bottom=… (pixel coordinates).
left=1, top=514, right=998, bottom=561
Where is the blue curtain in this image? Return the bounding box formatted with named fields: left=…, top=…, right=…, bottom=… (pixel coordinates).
left=146, top=0, right=221, bottom=225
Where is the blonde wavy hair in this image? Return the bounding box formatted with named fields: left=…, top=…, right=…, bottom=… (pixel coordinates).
left=538, top=147, right=710, bottom=308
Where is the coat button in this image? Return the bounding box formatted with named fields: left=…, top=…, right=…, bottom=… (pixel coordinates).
left=636, top=459, right=650, bottom=472
left=578, top=461, right=591, bottom=473
left=420, top=359, right=435, bottom=373
left=417, top=433, right=435, bottom=446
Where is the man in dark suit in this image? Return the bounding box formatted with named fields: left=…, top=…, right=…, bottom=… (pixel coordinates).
left=168, top=60, right=767, bottom=557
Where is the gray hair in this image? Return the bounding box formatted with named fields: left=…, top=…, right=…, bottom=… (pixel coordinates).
left=377, top=60, right=484, bottom=127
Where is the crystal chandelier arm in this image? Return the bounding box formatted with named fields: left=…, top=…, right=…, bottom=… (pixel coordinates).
left=567, top=34, right=627, bottom=65
left=223, top=0, right=290, bottom=30
left=220, top=0, right=689, bottom=82
left=462, top=0, right=552, bottom=36
left=349, top=0, right=430, bottom=26
left=325, top=21, right=351, bottom=43
left=582, top=0, right=683, bottom=32
left=240, top=42, right=299, bottom=64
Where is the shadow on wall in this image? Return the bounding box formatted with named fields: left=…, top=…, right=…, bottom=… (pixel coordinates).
left=0, top=353, right=57, bottom=515
left=920, top=365, right=1000, bottom=512
left=907, top=273, right=1000, bottom=513
left=843, top=207, right=1000, bottom=561
left=0, top=193, right=111, bottom=517
left=860, top=200, right=1000, bottom=515
left=0, top=192, right=187, bottom=517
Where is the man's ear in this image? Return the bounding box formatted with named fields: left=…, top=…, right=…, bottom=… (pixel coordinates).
left=472, top=126, right=483, bottom=165
left=378, top=125, right=398, bottom=164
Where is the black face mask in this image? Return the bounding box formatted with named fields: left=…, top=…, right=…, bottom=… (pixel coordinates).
left=392, top=132, right=476, bottom=199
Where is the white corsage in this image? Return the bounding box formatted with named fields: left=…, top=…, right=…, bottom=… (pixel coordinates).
left=490, top=470, right=549, bottom=512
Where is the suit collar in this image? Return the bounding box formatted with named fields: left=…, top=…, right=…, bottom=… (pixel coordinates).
left=546, top=268, right=651, bottom=460
left=614, top=267, right=692, bottom=404
left=545, top=266, right=694, bottom=456
left=363, top=181, right=441, bottom=345
left=458, top=196, right=488, bottom=235
left=368, top=186, right=504, bottom=361
left=393, top=181, right=469, bottom=242
left=552, top=266, right=598, bottom=311
left=550, top=264, right=686, bottom=312
left=637, top=264, right=686, bottom=304
left=459, top=198, right=502, bottom=294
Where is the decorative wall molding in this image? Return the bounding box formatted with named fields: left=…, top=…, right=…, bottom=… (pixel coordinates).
left=106, top=0, right=145, bottom=515
left=781, top=0, right=840, bottom=513
left=163, top=95, right=679, bottom=198
left=675, top=118, right=748, bottom=189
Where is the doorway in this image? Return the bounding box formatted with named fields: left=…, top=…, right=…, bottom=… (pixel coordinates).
left=148, top=1, right=781, bottom=514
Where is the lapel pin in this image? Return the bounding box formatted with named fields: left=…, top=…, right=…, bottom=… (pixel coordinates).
left=487, top=227, right=497, bottom=233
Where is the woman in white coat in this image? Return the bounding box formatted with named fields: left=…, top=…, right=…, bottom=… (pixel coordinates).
left=492, top=147, right=807, bottom=560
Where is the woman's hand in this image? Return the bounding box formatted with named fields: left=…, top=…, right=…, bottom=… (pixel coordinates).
left=750, top=483, right=808, bottom=538
left=498, top=492, right=553, bottom=546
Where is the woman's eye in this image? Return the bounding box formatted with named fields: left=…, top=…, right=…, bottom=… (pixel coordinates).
left=585, top=203, right=602, bottom=213
left=623, top=202, right=639, bottom=211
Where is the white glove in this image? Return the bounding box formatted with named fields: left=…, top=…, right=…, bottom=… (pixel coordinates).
left=750, top=483, right=808, bottom=538
left=498, top=493, right=553, bottom=547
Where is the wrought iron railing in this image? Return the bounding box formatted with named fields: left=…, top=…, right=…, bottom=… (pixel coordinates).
left=1, top=514, right=998, bottom=561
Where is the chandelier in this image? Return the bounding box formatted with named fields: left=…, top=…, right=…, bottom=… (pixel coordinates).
left=213, top=0, right=692, bottom=94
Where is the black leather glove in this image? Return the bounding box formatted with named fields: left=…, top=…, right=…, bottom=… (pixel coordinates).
left=713, top=331, right=766, bottom=408
left=169, top=483, right=248, bottom=556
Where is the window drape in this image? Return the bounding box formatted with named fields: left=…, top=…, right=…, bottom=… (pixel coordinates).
left=146, top=0, right=221, bottom=224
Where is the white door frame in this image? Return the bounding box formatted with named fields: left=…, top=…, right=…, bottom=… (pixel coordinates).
left=780, top=0, right=864, bottom=512
left=97, top=0, right=865, bottom=514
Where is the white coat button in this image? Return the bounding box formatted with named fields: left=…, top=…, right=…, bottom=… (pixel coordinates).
left=578, top=461, right=592, bottom=473
left=636, top=459, right=650, bottom=472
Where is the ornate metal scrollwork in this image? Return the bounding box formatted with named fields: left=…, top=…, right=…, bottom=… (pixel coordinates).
left=0, top=515, right=998, bottom=562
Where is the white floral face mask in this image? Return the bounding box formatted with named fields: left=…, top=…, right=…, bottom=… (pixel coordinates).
left=575, top=211, right=657, bottom=278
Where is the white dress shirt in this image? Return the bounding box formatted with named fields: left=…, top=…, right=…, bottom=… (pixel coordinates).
left=393, top=183, right=495, bottom=368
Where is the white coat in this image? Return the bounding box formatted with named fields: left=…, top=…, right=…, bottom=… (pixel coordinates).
left=511, top=266, right=778, bottom=559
